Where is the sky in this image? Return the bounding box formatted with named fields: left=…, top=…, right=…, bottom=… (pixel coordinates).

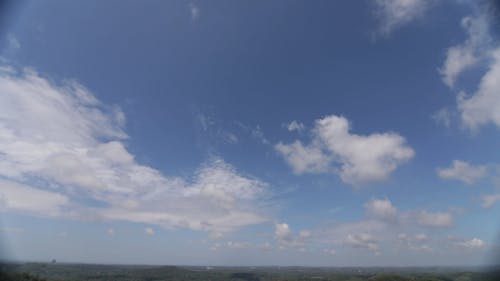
left=0, top=0, right=500, bottom=267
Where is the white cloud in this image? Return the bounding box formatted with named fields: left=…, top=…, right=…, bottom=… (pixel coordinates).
left=311, top=198, right=459, bottom=256
left=458, top=47, right=500, bottom=130
left=457, top=238, right=485, bottom=249
left=275, top=223, right=292, bottom=242
left=313, top=219, right=385, bottom=256
left=439, top=12, right=500, bottom=131
left=0, top=66, right=270, bottom=234
left=440, top=16, right=492, bottom=88
left=286, top=120, right=305, bottom=132
left=274, top=223, right=311, bottom=250
left=364, top=198, right=398, bottom=222
left=189, top=2, right=200, bottom=21
left=0, top=179, right=69, bottom=216
left=275, top=141, right=331, bottom=174
left=437, top=160, right=487, bottom=184
left=449, top=235, right=486, bottom=250
left=417, top=211, right=454, bottom=228
left=145, top=227, right=155, bottom=236
left=481, top=194, right=500, bottom=208
left=344, top=233, right=380, bottom=252
left=276, top=115, right=414, bottom=186
left=398, top=233, right=431, bottom=251
left=374, top=0, right=432, bottom=36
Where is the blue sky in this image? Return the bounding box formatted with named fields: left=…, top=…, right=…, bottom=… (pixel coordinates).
left=1, top=0, right=500, bottom=266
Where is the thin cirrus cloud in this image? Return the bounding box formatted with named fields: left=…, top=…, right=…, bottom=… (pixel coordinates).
left=436, top=160, right=487, bottom=184
left=0, top=66, right=271, bottom=236
left=275, top=115, right=414, bottom=186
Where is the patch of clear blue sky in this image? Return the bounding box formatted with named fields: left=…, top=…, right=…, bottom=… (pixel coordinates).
left=1, top=0, right=499, bottom=265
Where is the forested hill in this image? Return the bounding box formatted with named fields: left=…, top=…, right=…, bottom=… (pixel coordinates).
left=1, top=262, right=500, bottom=281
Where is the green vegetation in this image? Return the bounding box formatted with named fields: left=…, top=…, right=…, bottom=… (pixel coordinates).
left=1, top=262, right=499, bottom=281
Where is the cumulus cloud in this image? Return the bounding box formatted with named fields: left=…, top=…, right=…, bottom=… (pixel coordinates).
left=275, top=141, right=331, bottom=174
left=458, top=48, right=500, bottom=130
left=398, top=233, right=431, bottom=251
left=364, top=198, right=454, bottom=229
left=437, top=160, right=487, bottom=184
left=0, top=66, right=270, bottom=234
left=310, top=198, right=461, bottom=256
left=312, top=219, right=385, bottom=256
left=364, top=198, right=398, bottom=222
left=344, top=233, right=380, bottom=252
left=274, top=223, right=311, bottom=250
left=440, top=16, right=492, bottom=88
left=439, top=11, right=500, bottom=131
left=374, top=0, right=432, bottom=36
left=275, top=115, right=414, bottom=186
left=448, top=235, right=486, bottom=250
left=275, top=223, right=292, bottom=240
left=457, top=238, right=485, bottom=249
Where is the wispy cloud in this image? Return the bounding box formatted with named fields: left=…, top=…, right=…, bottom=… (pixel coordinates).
left=285, top=120, right=305, bottom=133
left=481, top=194, right=500, bottom=208
left=437, top=160, right=487, bottom=184
left=7, top=33, right=20, bottom=50
left=432, top=108, right=452, bottom=128
left=189, top=2, right=200, bottom=21
left=0, top=66, right=271, bottom=235
left=374, top=0, right=433, bottom=36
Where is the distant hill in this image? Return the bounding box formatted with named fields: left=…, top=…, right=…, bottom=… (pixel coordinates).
left=1, top=262, right=500, bottom=281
